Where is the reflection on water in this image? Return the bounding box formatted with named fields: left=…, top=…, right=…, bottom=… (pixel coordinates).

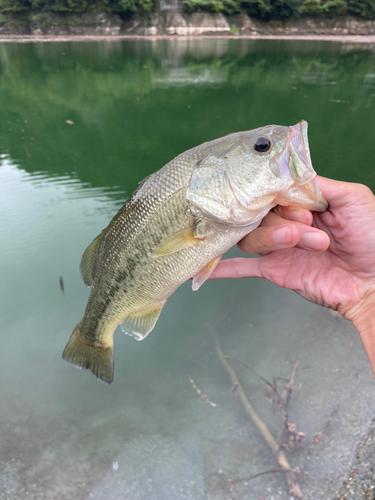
left=1, top=40, right=375, bottom=500
left=1, top=39, right=375, bottom=192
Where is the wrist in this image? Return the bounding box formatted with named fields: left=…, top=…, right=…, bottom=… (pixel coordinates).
left=348, top=293, right=375, bottom=375
left=350, top=293, right=375, bottom=333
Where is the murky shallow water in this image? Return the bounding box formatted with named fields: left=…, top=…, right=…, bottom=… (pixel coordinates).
left=1, top=39, right=375, bottom=500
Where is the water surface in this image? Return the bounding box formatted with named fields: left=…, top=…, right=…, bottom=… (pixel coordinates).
left=1, top=39, right=375, bottom=500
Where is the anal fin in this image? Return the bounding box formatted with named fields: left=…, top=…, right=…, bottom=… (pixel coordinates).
left=121, top=302, right=166, bottom=341
left=192, top=255, right=222, bottom=291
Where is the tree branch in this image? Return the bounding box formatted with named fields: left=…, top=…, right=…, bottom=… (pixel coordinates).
left=211, top=328, right=303, bottom=499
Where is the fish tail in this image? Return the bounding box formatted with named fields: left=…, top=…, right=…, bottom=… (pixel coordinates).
left=62, top=322, right=114, bottom=384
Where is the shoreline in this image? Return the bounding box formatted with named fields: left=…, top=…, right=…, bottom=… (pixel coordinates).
left=1, top=33, right=375, bottom=43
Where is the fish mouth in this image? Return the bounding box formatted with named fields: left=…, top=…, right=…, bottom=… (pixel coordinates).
left=274, top=121, right=328, bottom=212
left=276, top=181, right=328, bottom=212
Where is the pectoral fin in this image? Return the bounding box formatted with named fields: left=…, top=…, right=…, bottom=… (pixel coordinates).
left=192, top=255, right=222, bottom=291
left=80, top=228, right=107, bottom=287
left=153, top=226, right=203, bottom=258
left=121, top=302, right=166, bottom=341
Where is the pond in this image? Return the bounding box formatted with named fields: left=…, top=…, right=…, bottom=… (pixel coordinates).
left=1, top=38, right=375, bottom=500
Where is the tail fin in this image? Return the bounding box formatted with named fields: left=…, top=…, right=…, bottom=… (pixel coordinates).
left=62, top=323, right=114, bottom=384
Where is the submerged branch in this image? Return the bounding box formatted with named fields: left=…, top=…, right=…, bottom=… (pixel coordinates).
left=222, top=355, right=272, bottom=387
left=282, top=360, right=300, bottom=411
left=301, top=405, right=339, bottom=478
left=228, top=468, right=293, bottom=483
left=223, top=355, right=287, bottom=416
left=211, top=328, right=303, bottom=499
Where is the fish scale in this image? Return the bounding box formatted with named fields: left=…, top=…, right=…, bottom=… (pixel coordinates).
left=63, top=121, right=327, bottom=384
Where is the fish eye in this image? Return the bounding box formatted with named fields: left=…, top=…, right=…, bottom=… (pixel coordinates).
left=254, top=137, right=271, bottom=153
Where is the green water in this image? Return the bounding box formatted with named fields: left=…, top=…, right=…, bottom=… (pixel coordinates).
left=1, top=39, right=375, bottom=500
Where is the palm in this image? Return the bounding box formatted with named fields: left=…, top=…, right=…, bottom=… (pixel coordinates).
left=257, top=244, right=360, bottom=315
left=255, top=183, right=375, bottom=318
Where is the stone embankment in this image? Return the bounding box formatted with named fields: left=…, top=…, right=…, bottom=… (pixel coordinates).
left=1, top=11, right=375, bottom=38
left=125, top=12, right=375, bottom=37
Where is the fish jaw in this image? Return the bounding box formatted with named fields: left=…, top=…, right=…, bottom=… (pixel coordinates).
left=275, top=180, right=327, bottom=212
left=273, top=121, right=328, bottom=212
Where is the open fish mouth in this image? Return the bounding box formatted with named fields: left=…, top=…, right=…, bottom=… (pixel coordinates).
left=274, top=120, right=328, bottom=212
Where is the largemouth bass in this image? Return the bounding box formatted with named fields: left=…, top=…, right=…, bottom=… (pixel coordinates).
left=63, top=121, right=327, bottom=384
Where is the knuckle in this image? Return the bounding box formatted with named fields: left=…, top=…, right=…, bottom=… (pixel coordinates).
left=237, top=236, right=250, bottom=253
left=238, top=228, right=270, bottom=254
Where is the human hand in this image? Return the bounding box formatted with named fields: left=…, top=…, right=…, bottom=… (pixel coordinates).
left=211, top=177, right=375, bottom=372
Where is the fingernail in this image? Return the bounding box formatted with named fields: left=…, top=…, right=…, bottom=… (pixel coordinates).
left=302, top=232, right=325, bottom=250
left=273, top=226, right=292, bottom=245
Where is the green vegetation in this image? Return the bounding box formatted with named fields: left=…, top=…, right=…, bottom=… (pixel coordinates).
left=29, top=12, right=54, bottom=25
left=347, top=0, right=375, bottom=18
left=183, top=0, right=239, bottom=14
left=180, top=0, right=374, bottom=17
left=299, top=0, right=350, bottom=17
left=0, top=0, right=374, bottom=27
left=238, top=0, right=301, bottom=19
left=238, top=0, right=375, bottom=18
left=0, top=0, right=157, bottom=16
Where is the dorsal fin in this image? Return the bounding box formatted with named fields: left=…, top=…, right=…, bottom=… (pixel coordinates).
left=138, top=173, right=154, bottom=186
left=79, top=228, right=108, bottom=287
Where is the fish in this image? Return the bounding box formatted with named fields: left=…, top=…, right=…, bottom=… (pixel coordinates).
left=59, top=276, right=65, bottom=297
left=62, top=120, right=327, bottom=384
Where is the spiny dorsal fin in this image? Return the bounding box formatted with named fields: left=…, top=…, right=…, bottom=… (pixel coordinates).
left=138, top=173, right=154, bottom=186
left=152, top=226, right=203, bottom=258
left=192, top=255, right=222, bottom=291
left=121, top=302, right=166, bottom=341
left=79, top=228, right=107, bottom=287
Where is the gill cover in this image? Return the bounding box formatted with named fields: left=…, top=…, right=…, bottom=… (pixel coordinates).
left=186, top=155, right=256, bottom=225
